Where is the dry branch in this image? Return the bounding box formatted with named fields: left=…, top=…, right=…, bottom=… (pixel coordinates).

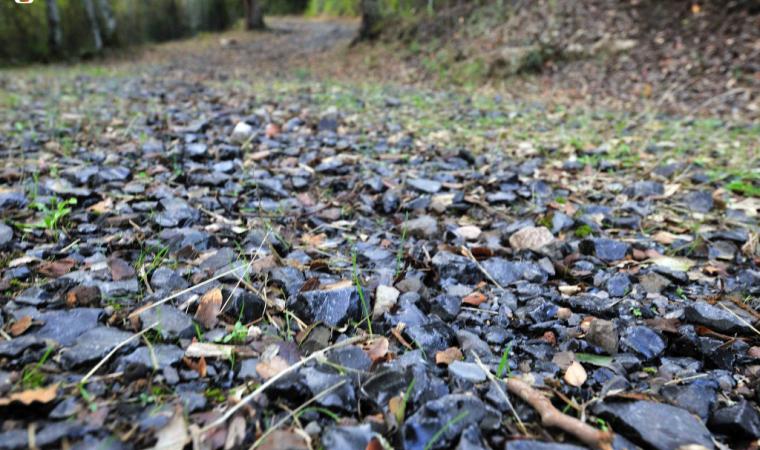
left=506, top=377, right=614, bottom=450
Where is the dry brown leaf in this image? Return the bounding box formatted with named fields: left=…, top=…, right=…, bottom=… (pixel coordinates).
left=152, top=405, right=188, bottom=450
left=37, top=258, right=76, bottom=278
left=195, top=288, right=223, bottom=329
left=363, top=337, right=389, bottom=363
left=564, top=361, right=587, bottom=387
left=10, top=316, right=32, bottom=337
left=185, top=342, right=234, bottom=359
left=88, top=197, right=113, bottom=215
left=462, top=292, right=487, bottom=306
left=258, top=430, right=309, bottom=450
left=435, top=347, right=463, bottom=365
left=0, top=384, right=58, bottom=406
left=366, top=438, right=384, bottom=450
left=651, top=231, right=692, bottom=245
left=256, top=355, right=290, bottom=380
left=224, top=415, right=246, bottom=450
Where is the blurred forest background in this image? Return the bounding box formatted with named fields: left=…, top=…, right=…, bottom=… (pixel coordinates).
left=0, top=0, right=436, bottom=63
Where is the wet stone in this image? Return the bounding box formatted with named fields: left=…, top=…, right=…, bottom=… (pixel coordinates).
left=408, top=178, right=442, bottom=193
left=138, top=304, right=195, bottom=340
left=683, top=190, right=714, bottom=213
left=321, top=424, right=376, bottom=450
left=448, top=361, right=486, bottom=383
left=0, top=192, right=28, bottom=211
left=709, top=399, right=760, bottom=438
left=623, top=181, right=664, bottom=199
left=684, top=301, right=754, bottom=335
left=405, top=215, right=438, bottom=239
left=580, top=238, right=630, bottom=262
left=150, top=267, right=189, bottom=292
left=116, top=344, right=185, bottom=371
left=403, top=394, right=501, bottom=450
left=661, top=379, right=717, bottom=421
left=35, top=308, right=103, bottom=346
left=154, top=197, right=199, bottom=227
left=301, top=367, right=355, bottom=412
left=405, top=317, right=457, bottom=358
left=424, top=294, right=461, bottom=321
left=223, top=291, right=266, bottom=323
left=619, top=326, right=665, bottom=361
left=0, top=335, right=47, bottom=357
left=60, top=326, right=135, bottom=369
left=606, top=273, right=631, bottom=297
left=594, top=400, right=714, bottom=450
left=288, top=282, right=361, bottom=327
left=15, top=286, right=53, bottom=306
left=505, top=441, right=587, bottom=450
left=0, top=223, right=12, bottom=247
left=432, top=251, right=481, bottom=285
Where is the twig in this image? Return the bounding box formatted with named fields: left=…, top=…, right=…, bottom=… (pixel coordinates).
left=198, top=335, right=370, bottom=435
left=718, top=303, right=760, bottom=336
left=127, top=233, right=269, bottom=320
left=505, top=376, right=614, bottom=450
left=472, top=355, right=528, bottom=435
left=461, top=246, right=503, bottom=290
left=80, top=322, right=158, bottom=384
left=249, top=380, right=347, bottom=449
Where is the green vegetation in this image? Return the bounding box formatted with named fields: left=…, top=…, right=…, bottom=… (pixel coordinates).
left=352, top=249, right=373, bottom=335
left=395, top=378, right=416, bottom=423
left=220, top=320, right=249, bottom=344
left=27, top=197, right=76, bottom=231
left=423, top=411, right=469, bottom=450
left=20, top=347, right=54, bottom=389
left=496, top=343, right=512, bottom=378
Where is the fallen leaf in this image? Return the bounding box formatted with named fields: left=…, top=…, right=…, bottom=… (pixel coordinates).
left=0, top=384, right=58, bottom=407
left=88, top=197, right=113, bottom=214
left=363, top=337, right=389, bottom=363
left=564, top=361, right=587, bottom=387
left=265, top=123, right=281, bottom=138
left=224, top=415, right=246, bottom=450
left=462, top=291, right=487, bottom=306
left=37, top=258, right=76, bottom=278
left=435, top=347, right=463, bottom=365
left=652, top=231, right=692, bottom=245
left=366, top=438, right=384, bottom=450
left=256, top=355, right=290, bottom=380
left=258, top=430, right=309, bottom=450
left=195, top=288, right=223, bottom=329
left=152, top=406, right=188, bottom=450
left=10, top=316, right=32, bottom=337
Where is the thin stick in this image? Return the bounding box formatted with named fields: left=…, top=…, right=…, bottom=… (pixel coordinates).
left=127, top=234, right=268, bottom=320
left=718, top=303, right=760, bottom=336
left=199, top=335, right=369, bottom=435
left=80, top=322, right=158, bottom=384
left=249, top=380, right=347, bottom=449
left=461, top=246, right=503, bottom=289
left=472, top=354, right=528, bottom=435
left=505, top=376, right=614, bottom=450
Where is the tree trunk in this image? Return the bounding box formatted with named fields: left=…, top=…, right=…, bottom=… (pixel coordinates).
left=243, top=0, right=266, bottom=30
left=45, top=0, right=63, bottom=56
left=97, top=0, right=117, bottom=37
left=357, top=0, right=381, bottom=41
left=81, top=0, right=103, bottom=52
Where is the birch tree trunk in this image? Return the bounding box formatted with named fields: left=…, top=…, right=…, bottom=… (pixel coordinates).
left=97, top=0, right=117, bottom=37
left=45, top=0, right=63, bottom=56
left=81, top=0, right=103, bottom=52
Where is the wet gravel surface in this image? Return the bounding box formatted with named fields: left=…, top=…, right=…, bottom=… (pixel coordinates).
left=0, top=19, right=759, bottom=450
